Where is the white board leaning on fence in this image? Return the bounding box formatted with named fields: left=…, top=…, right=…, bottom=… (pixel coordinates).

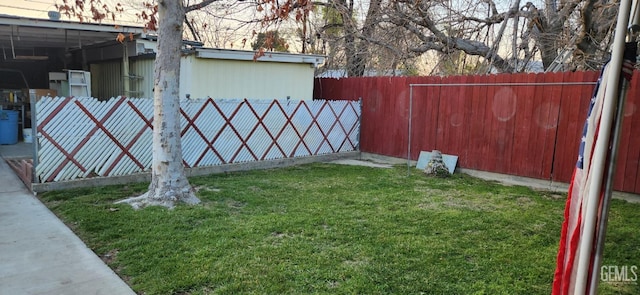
left=415, top=151, right=458, bottom=174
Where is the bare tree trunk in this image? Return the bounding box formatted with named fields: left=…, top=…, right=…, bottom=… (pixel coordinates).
left=344, top=33, right=364, bottom=77
left=512, top=0, right=520, bottom=70
left=118, top=0, right=200, bottom=209
left=334, top=0, right=364, bottom=77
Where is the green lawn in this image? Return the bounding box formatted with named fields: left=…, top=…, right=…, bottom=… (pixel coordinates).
left=39, top=163, right=640, bottom=294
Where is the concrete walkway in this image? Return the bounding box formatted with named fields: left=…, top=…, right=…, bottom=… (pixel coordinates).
left=0, top=158, right=135, bottom=294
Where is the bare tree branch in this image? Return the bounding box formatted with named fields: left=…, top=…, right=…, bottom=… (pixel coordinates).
left=185, top=0, right=221, bottom=13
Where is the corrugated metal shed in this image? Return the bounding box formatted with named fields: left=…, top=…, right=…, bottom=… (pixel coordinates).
left=129, top=58, right=154, bottom=98
left=180, top=49, right=324, bottom=100
left=90, top=61, right=122, bottom=99
left=88, top=45, right=325, bottom=100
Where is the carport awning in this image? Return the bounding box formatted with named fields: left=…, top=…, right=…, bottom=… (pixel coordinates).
left=0, top=14, right=152, bottom=51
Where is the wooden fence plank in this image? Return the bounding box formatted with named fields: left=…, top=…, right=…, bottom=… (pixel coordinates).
left=459, top=75, right=475, bottom=168
left=398, top=76, right=411, bottom=158
left=465, top=74, right=487, bottom=171
left=510, top=73, right=536, bottom=177
left=552, top=72, right=576, bottom=183
left=499, top=73, right=518, bottom=174
left=538, top=72, right=559, bottom=180
left=434, top=75, right=451, bottom=156
left=486, top=74, right=500, bottom=173
left=359, top=78, right=374, bottom=154
left=414, top=75, right=442, bottom=159
left=445, top=75, right=461, bottom=161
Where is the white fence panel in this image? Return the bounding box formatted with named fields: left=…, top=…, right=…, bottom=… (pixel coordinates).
left=34, top=97, right=360, bottom=182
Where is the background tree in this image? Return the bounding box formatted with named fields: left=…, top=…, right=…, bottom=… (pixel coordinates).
left=251, top=30, right=289, bottom=51
left=182, top=1, right=264, bottom=48
left=57, top=0, right=311, bottom=208
left=315, top=0, right=383, bottom=76
left=57, top=0, right=621, bottom=76
left=310, top=0, right=619, bottom=75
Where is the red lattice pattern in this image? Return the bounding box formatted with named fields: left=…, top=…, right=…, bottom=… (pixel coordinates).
left=35, top=97, right=360, bottom=182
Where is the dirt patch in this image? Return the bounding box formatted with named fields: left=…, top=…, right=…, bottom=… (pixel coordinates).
left=268, top=231, right=297, bottom=246
left=549, top=194, right=564, bottom=199
left=193, top=186, right=221, bottom=193
left=271, top=231, right=289, bottom=238
left=413, top=187, right=446, bottom=194
left=330, top=159, right=393, bottom=169
left=442, top=197, right=501, bottom=211
left=418, top=193, right=504, bottom=211
left=327, top=280, right=341, bottom=288
left=101, top=249, right=119, bottom=264
left=516, top=196, right=534, bottom=208
left=343, top=257, right=369, bottom=267
left=225, top=199, right=246, bottom=209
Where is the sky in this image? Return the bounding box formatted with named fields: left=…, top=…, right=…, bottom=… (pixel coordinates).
left=2, top=0, right=550, bottom=22
left=0, top=0, right=551, bottom=54
left=0, top=0, right=145, bottom=26
left=0, top=0, right=58, bottom=19
left=0, top=0, right=258, bottom=49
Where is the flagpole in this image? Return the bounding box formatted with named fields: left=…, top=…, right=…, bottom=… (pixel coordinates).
left=573, top=0, right=634, bottom=293
left=587, top=78, right=630, bottom=295
left=588, top=4, right=640, bottom=294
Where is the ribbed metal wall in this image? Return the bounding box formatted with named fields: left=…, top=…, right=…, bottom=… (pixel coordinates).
left=91, top=55, right=314, bottom=101
left=89, top=61, right=123, bottom=100
left=180, top=56, right=315, bottom=100
left=129, top=58, right=154, bottom=98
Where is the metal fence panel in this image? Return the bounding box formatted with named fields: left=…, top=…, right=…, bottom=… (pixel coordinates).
left=35, top=97, right=360, bottom=182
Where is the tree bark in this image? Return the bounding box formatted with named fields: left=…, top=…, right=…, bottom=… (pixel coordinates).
left=119, top=0, right=200, bottom=209
left=333, top=0, right=363, bottom=77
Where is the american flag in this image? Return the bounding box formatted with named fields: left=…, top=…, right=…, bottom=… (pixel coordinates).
left=552, top=43, right=636, bottom=295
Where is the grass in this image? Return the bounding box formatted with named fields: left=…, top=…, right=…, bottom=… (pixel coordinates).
left=39, top=163, right=640, bottom=294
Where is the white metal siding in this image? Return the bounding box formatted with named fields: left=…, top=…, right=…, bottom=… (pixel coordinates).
left=108, top=55, right=315, bottom=100
left=180, top=55, right=315, bottom=100
left=129, top=58, right=154, bottom=98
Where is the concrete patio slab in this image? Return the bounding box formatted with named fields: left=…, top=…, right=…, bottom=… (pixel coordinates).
left=0, top=158, right=135, bottom=295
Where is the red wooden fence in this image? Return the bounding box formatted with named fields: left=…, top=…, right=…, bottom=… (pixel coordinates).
left=314, top=71, right=640, bottom=194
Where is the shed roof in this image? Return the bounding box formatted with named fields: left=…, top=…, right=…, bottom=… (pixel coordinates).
left=0, top=14, right=151, bottom=51
left=0, top=14, right=325, bottom=67
left=195, top=48, right=325, bottom=67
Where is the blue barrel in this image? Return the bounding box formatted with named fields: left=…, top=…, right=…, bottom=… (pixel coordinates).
left=0, top=110, right=19, bottom=145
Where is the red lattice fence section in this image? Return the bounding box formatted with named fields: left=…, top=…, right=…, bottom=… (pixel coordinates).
left=35, top=97, right=361, bottom=183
